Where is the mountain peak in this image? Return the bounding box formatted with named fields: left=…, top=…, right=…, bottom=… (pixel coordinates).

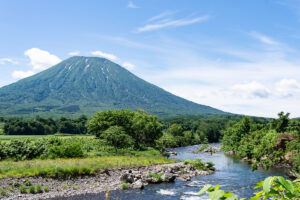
left=0, top=56, right=224, bottom=117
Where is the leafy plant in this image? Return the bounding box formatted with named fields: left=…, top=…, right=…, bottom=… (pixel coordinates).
left=121, top=183, right=128, bottom=190
left=36, top=184, right=43, bottom=193
left=19, top=185, right=27, bottom=194
left=44, top=186, right=49, bottom=192
left=29, top=185, right=35, bottom=194
left=199, top=176, right=300, bottom=200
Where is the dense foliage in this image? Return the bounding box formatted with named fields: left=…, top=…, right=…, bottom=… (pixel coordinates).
left=222, top=112, right=300, bottom=176
left=3, top=115, right=87, bottom=135
left=87, top=110, right=162, bottom=149
left=199, top=176, right=300, bottom=200
left=0, top=137, right=86, bottom=161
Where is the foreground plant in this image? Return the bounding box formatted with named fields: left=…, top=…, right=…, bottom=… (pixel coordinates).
left=199, top=176, right=300, bottom=200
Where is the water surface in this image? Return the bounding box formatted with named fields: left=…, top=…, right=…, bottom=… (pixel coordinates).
left=65, top=144, right=286, bottom=200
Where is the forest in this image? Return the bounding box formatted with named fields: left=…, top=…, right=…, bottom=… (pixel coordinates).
left=222, top=112, right=300, bottom=177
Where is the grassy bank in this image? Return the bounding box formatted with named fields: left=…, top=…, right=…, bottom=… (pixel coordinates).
left=0, top=155, right=174, bottom=179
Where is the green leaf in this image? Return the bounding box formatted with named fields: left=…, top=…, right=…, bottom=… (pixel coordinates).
left=254, top=181, right=263, bottom=189
left=263, top=176, right=275, bottom=193
left=277, top=176, right=294, bottom=193
left=215, top=184, right=220, bottom=190
left=223, top=192, right=236, bottom=200
left=199, top=184, right=212, bottom=195
left=209, top=190, right=225, bottom=200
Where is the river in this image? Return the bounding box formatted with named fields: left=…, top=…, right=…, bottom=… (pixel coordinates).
left=65, top=144, right=287, bottom=200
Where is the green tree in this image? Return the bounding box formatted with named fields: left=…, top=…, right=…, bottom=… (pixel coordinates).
left=87, top=110, right=134, bottom=137
left=272, top=112, right=290, bottom=133
left=168, top=124, right=183, bottom=137
left=102, top=126, right=134, bottom=153
left=131, top=110, right=162, bottom=148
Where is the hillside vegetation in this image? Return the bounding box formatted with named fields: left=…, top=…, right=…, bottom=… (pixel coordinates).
left=222, top=112, right=300, bottom=177
left=0, top=56, right=223, bottom=118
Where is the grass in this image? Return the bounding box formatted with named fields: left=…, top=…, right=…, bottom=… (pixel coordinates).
left=0, top=134, right=94, bottom=141
left=0, top=155, right=174, bottom=179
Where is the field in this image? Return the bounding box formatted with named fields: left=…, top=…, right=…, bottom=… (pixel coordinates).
left=0, top=134, right=174, bottom=179
left=0, top=155, right=173, bottom=178
left=0, top=134, right=94, bottom=141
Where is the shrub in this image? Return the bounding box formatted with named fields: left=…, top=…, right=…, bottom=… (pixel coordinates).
left=121, top=183, right=128, bottom=190
left=19, top=185, right=27, bottom=194
left=36, top=184, right=43, bottom=193
left=0, top=188, right=7, bottom=197
left=23, top=178, right=32, bottom=186
left=44, top=186, right=49, bottom=192
left=29, top=185, right=35, bottom=194
left=184, top=159, right=215, bottom=171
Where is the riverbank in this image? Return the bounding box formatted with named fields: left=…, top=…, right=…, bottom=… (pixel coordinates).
left=1, top=161, right=215, bottom=200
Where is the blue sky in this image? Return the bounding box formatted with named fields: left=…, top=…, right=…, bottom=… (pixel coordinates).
left=1, top=0, right=300, bottom=117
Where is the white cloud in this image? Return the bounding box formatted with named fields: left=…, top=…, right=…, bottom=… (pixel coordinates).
left=68, top=51, right=80, bottom=56
left=148, top=11, right=176, bottom=22
left=232, top=81, right=271, bottom=98
left=127, top=1, right=138, bottom=8
left=275, top=78, right=300, bottom=97
left=250, top=31, right=279, bottom=45
left=0, top=58, right=18, bottom=65
left=12, top=70, right=35, bottom=79
left=24, top=48, right=61, bottom=70
left=122, top=62, right=135, bottom=70
left=91, top=50, right=118, bottom=61
left=137, top=15, right=210, bottom=32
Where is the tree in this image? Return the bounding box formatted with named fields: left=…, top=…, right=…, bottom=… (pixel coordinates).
left=168, top=124, right=183, bottom=137
left=87, top=110, right=134, bottom=137
left=131, top=110, right=162, bottom=148
left=87, top=110, right=162, bottom=149
left=102, top=126, right=133, bottom=153
left=272, top=112, right=290, bottom=133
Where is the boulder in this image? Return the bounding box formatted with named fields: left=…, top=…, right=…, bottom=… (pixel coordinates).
left=132, top=179, right=144, bottom=189
left=161, top=173, right=176, bottom=182
left=120, top=173, right=135, bottom=183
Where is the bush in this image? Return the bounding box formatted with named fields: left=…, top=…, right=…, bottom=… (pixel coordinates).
left=19, top=185, right=27, bottom=194
left=44, top=186, right=49, bottom=192
left=36, top=184, right=43, bottom=193
left=29, top=185, right=35, bottom=194
left=121, top=183, right=128, bottom=190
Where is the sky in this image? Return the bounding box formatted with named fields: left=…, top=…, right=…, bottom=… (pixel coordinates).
left=1, top=0, right=300, bottom=118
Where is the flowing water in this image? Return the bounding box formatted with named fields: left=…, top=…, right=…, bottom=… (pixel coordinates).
left=65, top=144, right=287, bottom=200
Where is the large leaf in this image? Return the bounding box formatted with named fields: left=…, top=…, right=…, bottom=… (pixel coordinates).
left=223, top=192, right=237, bottom=200
left=263, top=176, right=275, bottom=193
left=277, top=176, right=294, bottom=193
left=199, top=184, right=212, bottom=195
left=209, top=190, right=225, bottom=200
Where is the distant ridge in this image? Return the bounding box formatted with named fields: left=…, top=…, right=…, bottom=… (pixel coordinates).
left=0, top=56, right=224, bottom=117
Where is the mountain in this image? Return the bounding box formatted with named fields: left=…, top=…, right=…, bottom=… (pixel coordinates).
left=0, top=56, right=224, bottom=117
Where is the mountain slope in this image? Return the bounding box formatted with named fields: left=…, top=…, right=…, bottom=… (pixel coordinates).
left=0, top=56, right=224, bottom=117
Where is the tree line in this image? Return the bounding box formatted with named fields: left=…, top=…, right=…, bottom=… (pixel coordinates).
left=2, top=115, right=88, bottom=135
left=222, top=112, right=300, bottom=176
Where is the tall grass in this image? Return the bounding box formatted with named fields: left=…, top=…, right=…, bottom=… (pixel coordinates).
left=0, top=155, right=174, bottom=179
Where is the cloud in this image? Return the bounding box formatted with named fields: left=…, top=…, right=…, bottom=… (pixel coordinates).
left=232, top=81, right=271, bottom=98
left=0, top=58, right=18, bottom=65
left=275, top=78, right=300, bottom=97
left=127, top=1, right=138, bottom=8
left=12, top=70, right=35, bottom=79
left=68, top=51, right=80, bottom=56
left=122, top=62, right=135, bottom=70
left=250, top=31, right=279, bottom=45
left=148, top=11, right=176, bottom=22
left=24, top=48, right=61, bottom=70
left=137, top=15, right=210, bottom=32
left=91, top=50, right=118, bottom=61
